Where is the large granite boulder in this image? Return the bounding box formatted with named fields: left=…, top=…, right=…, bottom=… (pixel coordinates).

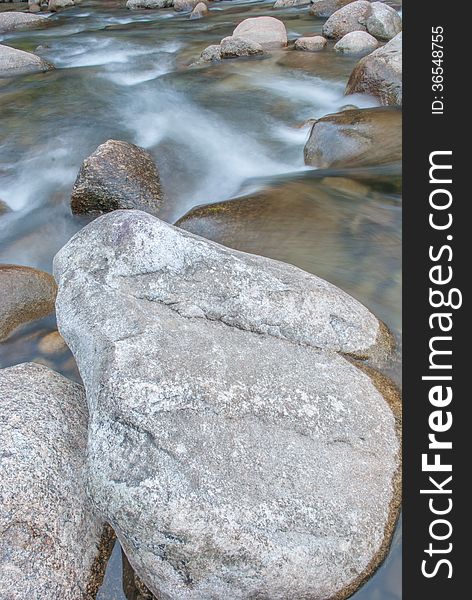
left=0, top=43, right=53, bottom=78
left=220, top=36, right=264, bottom=58
left=310, top=0, right=358, bottom=17
left=345, top=31, right=402, bottom=105
left=70, top=140, right=164, bottom=216
left=366, top=1, right=402, bottom=40
left=322, top=0, right=371, bottom=39
left=0, top=264, right=57, bottom=341
left=232, top=16, right=288, bottom=48
left=304, top=106, right=401, bottom=168
left=0, top=363, right=104, bottom=599
left=54, top=210, right=401, bottom=600
left=334, top=30, right=378, bottom=56
left=0, top=11, right=46, bottom=33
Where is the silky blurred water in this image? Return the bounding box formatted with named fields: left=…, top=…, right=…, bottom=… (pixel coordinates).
left=0, top=1, right=401, bottom=598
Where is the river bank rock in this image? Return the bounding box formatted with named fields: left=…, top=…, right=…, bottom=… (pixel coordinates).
left=294, top=35, right=327, bottom=51
left=310, top=0, right=356, bottom=17
left=233, top=16, right=287, bottom=48
left=304, top=106, right=401, bottom=168
left=54, top=209, right=400, bottom=600
left=70, top=140, right=164, bottom=216
left=366, top=1, right=402, bottom=40
left=0, top=11, right=45, bottom=32
left=127, top=0, right=174, bottom=8
left=334, top=30, right=378, bottom=55
left=0, top=363, right=104, bottom=599
left=345, top=31, right=402, bottom=104
left=0, top=43, right=53, bottom=77
left=190, top=1, right=208, bottom=18
left=0, top=264, right=57, bottom=341
left=220, top=36, right=264, bottom=58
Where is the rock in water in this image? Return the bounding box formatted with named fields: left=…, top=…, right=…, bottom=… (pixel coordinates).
left=174, top=0, right=200, bottom=11
left=0, top=44, right=53, bottom=78
left=0, top=264, right=57, bottom=341
left=310, top=0, right=357, bottom=17
left=334, top=30, right=378, bottom=56
left=304, top=106, right=401, bottom=168
left=127, top=0, right=174, bottom=7
left=199, top=44, right=222, bottom=62
left=232, top=16, right=288, bottom=48
left=273, top=0, right=310, bottom=8
left=294, top=35, right=327, bottom=52
left=48, top=0, right=75, bottom=10
left=0, top=12, right=46, bottom=33
left=71, top=140, right=164, bottom=216
left=54, top=210, right=401, bottom=600
left=190, top=2, right=208, bottom=19
left=366, top=1, right=402, bottom=40
left=0, top=363, right=103, bottom=599
left=220, top=36, right=264, bottom=58
left=322, top=0, right=371, bottom=39
left=345, top=32, right=402, bottom=105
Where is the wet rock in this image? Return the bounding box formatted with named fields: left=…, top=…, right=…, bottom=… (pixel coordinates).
left=38, top=330, right=68, bottom=355
left=220, top=36, right=264, bottom=58
left=70, top=140, right=164, bottom=216
left=199, top=43, right=221, bottom=62
left=310, top=0, right=357, bottom=17
left=28, top=0, right=41, bottom=13
left=176, top=174, right=401, bottom=333
left=322, top=0, right=371, bottom=39
left=127, top=0, right=174, bottom=8
left=366, top=1, right=402, bottom=40
left=48, top=0, right=75, bottom=10
left=334, top=30, right=378, bottom=55
left=304, top=106, right=401, bottom=168
left=0, top=264, right=57, bottom=341
left=294, top=35, right=327, bottom=51
left=345, top=32, right=402, bottom=105
left=274, top=0, right=310, bottom=8
left=233, top=16, right=288, bottom=48
left=0, top=43, right=54, bottom=78
left=0, top=363, right=103, bottom=600
left=190, top=1, right=208, bottom=18
left=0, top=11, right=46, bottom=33
left=174, top=0, right=200, bottom=11
left=54, top=209, right=400, bottom=600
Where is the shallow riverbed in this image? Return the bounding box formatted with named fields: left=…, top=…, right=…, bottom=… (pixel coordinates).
left=0, top=1, right=401, bottom=598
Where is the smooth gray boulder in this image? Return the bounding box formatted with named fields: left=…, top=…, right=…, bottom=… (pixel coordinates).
left=334, top=30, right=378, bottom=56
left=0, top=43, right=53, bottom=78
left=345, top=31, right=402, bottom=105
left=232, top=16, right=288, bottom=48
left=190, top=1, right=208, bottom=18
left=366, top=1, right=402, bottom=40
left=310, top=0, right=357, bottom=17
left=322, top=0, right=371, bottom=39
left=54, top=210, right=401, bottom=600
left=0, top=363, right=103, bottom=600
left=127, top=0, right=174, bottom=8
left=0, top=11, right=46, bottom=33
left=220, top=36, right=264, bottom=58
left=294, top=35, right=327, bottom=51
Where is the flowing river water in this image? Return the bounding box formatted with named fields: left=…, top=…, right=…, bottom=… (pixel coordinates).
left=0, top=1, right=401, bottom=598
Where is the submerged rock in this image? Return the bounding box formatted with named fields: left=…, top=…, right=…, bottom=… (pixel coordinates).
left=220, top=36, right=264, bottom=58
left=0, top=363, right=103, bottom=599
left=322, top=0, right=371, bottom=39
left=294, top=35, right=327, bottom=52
left=0, top=44, right=53, bottom=78
left=127, top=0, right=174, bottom=8
left=54, top=210, right=400, bottom=600
left=233, top=16, right=288, bottom=48
left=0, top=11, right=46, bottom=33
left=0, top=264, right=57, bottom=341
left=304, top=106, right=402, bottom=168
left=70, top=140, right=164, bottom=216
left=334, top=30, right=378, bottom=55
left=345, top=32, right=402, bottom=105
